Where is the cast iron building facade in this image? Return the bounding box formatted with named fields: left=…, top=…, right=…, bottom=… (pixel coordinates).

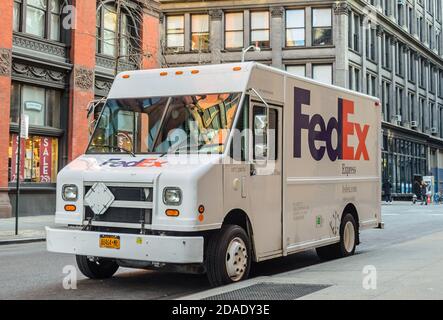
left=0, top=0, right=160, bottom=218
left=160, top=0, right=443, bottom=198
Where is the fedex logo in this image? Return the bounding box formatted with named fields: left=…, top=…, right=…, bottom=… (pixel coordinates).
left=294, top=87, right=370, bottom=162
left=101, top=158, right=167, bottom=168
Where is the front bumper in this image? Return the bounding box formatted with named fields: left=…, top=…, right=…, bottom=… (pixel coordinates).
left=46, top=227, right=204, bottom=264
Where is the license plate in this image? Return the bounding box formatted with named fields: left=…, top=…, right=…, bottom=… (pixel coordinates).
left=99, top=235, right=120, bottom=250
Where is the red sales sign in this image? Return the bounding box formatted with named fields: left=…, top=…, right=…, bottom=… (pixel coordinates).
left=39, top=137, right=52, bottom=183
left=10, top=134, right=25, bottom=182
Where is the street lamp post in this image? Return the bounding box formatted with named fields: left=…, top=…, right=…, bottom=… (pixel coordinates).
left=241, top=45, right=261, bottom=62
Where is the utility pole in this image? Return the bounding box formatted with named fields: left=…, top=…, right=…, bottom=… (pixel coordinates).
left=114, top=0, right=122, bottom=76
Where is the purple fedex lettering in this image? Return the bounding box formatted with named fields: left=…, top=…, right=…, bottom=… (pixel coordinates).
left=293, top=87, right=370, bottom=162
left=101, top=158, right=167, bottom=168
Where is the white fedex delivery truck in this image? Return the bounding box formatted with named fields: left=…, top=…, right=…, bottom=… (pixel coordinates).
left=47, top=62, right=382, bottom=286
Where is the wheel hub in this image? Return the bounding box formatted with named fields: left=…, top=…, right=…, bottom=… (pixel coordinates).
left=343, top=221, right=355, bottom=253
left=225, top=237, right=248, bottom=281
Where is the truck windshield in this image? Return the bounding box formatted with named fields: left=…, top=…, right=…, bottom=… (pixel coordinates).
left=87, top=93, right=242, bottom=155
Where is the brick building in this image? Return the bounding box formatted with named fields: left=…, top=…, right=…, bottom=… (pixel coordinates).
left=0, top=0, right=160, bottom=218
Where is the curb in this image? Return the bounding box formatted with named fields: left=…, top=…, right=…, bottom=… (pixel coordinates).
left=0, top=237, right=46, bottom=246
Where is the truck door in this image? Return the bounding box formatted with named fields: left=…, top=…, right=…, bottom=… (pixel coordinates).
left=249, top=101, right=283, bottom=258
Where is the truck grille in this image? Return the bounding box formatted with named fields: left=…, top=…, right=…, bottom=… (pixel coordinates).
left=85, top=207, right=152, bottom=224
left=84, top=184, right=153, bottom=225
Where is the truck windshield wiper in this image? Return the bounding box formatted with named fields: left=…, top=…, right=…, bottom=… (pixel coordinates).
left=96, top=144, right=136, bottom=157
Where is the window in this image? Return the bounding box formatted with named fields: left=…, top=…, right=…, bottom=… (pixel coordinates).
left=225, top=12, right=244, bottom=49
left=8, top=83, right=62, bottom=184
left=9, top=135, right=59, bottom=183
left=286, top=9, right=305, bottom=47
left=286, top=65, right=306, bottom=77
left=253, top=106, right=277, bottom=161
left=13, top=0, right=62, bottom=41
left=191, top=14, right=209, bottom=51
left=251, top=11, right=270, bottom=48
left=312, top=64, right=332, bottom=84
left=312, top=8, right=332, bottom=46
left=166, top=15, right=185, bottom=52
left=96, top=3, right=138, bottom=59
left=10, top=84, right=61, bottom=128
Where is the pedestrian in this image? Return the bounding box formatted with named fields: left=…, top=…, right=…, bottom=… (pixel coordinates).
left=413, top=179, right=421, bottom=204
left=421, top=181, right=428, bottom=205
left=383, top=179, right=393, bottom=204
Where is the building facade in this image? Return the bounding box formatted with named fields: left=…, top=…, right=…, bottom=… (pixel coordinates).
left=160, top=0, right=443, bottom=198
left=0, top=0, right=160, bottom=218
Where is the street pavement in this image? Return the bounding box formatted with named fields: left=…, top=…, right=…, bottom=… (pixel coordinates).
left=0, top=202, right=442, bottom=300
left=0, top=215, right=55, bottom=243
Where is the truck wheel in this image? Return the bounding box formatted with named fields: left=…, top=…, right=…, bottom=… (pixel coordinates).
left=76, top=255, right=119, bottom=279
left=316, top=213, right=357, bottom=261
left=206, top=225, right=252, bottom=287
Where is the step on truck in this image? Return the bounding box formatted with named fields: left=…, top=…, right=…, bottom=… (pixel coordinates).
left=46, top=62, right=382, bottom=286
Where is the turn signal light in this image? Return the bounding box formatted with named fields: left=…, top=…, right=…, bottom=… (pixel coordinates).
left=64, top=205, right=76, bottom=212
left=166, top=209, right=180, bottom=217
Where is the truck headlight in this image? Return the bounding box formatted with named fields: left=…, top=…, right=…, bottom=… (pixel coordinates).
left=62, top=185, right=78, bottom=201
left=163, top=187, right=182, bottom=205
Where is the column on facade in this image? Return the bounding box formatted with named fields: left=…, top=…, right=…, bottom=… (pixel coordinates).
left=376, top=25, right=383, bottom=117
left=305, top=7, right=313, bottom=78
left=141, top=8, right=160, bottom=70
left=0, top=0, right=13, bottom=218
left=332, top=2, right=349, bottom=88
left=391, top=37, right=398, bottom=123
left=402, top=45, right=409, bottom=124
left=209, top=9, right=223, bottom=64
left=424, top=60, right=430, bottom=133
left=67, top=0, right=96, bottom=161
left=270, top=6, right=284, bottom=69
left=414, top=53, right=420, bottom=126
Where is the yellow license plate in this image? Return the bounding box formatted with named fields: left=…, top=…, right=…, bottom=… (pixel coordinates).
left=99, top=235, right=120, bottom=250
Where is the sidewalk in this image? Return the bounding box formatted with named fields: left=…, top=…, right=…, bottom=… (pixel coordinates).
left=0, top=215, right=55, bottom=245
left=181, top=230, right=443, bottom=300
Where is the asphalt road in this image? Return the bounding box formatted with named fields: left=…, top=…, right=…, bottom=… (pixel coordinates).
left=1, top=202, right=442, bottom=300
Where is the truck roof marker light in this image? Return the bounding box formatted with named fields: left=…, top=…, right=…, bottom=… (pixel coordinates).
left=166, top=209, right=180, bottom=217
left=175, top=71, right=184, bottom=75
left=233, top=66, right=242, bottom=71
left=122, top=74, right=130, bottom=79
left=198, top=214, right=204, bottom=222
left=191, top=70, right=200, bottom=74
left=64, top=205, right=76, bottom=212
left=375, top=101, right=380, bottom=107
left=160, top=72, right=168, bottom=77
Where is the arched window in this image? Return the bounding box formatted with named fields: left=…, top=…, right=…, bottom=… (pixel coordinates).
left=96, top=1, right=139, bottom=60
left=13, top=0, right=63, bottom=42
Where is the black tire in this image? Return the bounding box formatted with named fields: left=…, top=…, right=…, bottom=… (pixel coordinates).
left=76, top=255, right=119, bottom=279
left=316, top=213, right=358, bottom=261
left=206, top=225, right=252, bottom=287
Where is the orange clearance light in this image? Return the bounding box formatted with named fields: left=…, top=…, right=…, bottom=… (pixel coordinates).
left=160, top=71, right=168, bottom=77
left=64, top=205, right=76, bottom=212
left=166, top=209, right=180, bottom=217
left=122, top=74, right=130, bottom=79
left=198, top=205, right=205, bottom=214
left=233, top=66, right=242, bottom=71
left=198, top=214, right=204, bottom=222
left=191, top=70, right=200, bottom=74
left=175, top=71, right=184, bottom=75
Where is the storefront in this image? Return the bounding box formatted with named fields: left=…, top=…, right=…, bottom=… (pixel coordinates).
left=382, top=125, right=429, bottom=198
left=8, top=82, right=66, bottom=216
